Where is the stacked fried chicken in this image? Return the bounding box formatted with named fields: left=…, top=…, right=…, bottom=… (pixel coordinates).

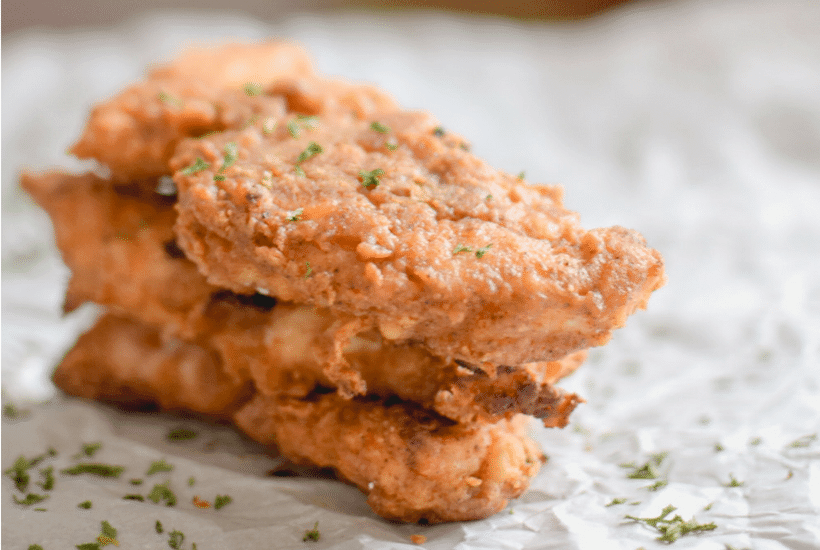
left=23, top=42, right=665, bottom=523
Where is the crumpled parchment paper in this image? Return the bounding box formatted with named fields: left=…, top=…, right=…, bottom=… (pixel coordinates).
left=3, top=1, right=819, bottom=548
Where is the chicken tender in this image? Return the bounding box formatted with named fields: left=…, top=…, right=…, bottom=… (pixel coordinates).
left=235, top=393, right=543, bottom=524
left=71, top=42, right=396, bottom=183
left=23, top=169, right=583, bottom=425
left=171, top=107, right=666, bottom=367
left=54, top=313, right=544, bottom=523
left=53, top=313, right=250, bottom=416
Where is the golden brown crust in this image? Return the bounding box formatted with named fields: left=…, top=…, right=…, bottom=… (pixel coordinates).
left=235, top=393, right=544, bottom=523
left=171, top=107, right=666, bottom=366
left=55, top=313, right=544, bottom=523
left=53, top=313, right=250, bottom=416
left=70, top=42, right=396, bottom=183
left=25, top=169, right=583, bottom=425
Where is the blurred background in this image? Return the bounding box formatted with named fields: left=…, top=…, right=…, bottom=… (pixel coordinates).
left=3, top=0, right=637, bottom=36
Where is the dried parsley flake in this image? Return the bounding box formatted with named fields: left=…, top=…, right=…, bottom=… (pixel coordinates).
left=303, top=521, right=320, bottom=542
left=214, top=494, right=232, bottom=510
left=286, top=208, right=304, bottom=222
left=370, top=121, right=390, bottom=133
left=359, top=168, right=384, bottom=189
left=180, top=157, right=210, bottom=175
left=146, top=459, right=174, bottom=476
left=61, top=463, right=124, bottom=478
left=147, top=481, right=177, bottom=506
left=244, top=82, right=263, bottom=96
left=166, top=428, right=198, bottom=441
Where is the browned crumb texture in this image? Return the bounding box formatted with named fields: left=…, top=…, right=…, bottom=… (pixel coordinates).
left=23, top=41, right=668, bottom=524
left=25, top=169, right=583, bottom=425
left=70, top=41, right=396, bottom=183
left=235, top=393, right=544, bottom=524
left=53, top=313, right=250, bottom=416
left=171, top=105, right=665, bottom=367
left=54, top=314, right=544, bottom=523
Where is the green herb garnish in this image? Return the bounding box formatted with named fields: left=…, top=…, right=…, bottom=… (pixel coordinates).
left=188, top=477, right=196, bottom=487
left=788, top=433, right=817, bottom=448
left=214, top=494, right=232, bottom=510
left=79, top=500, right=92, bottom=509
left=359, top=168, right=384, bottom=188
left=38, top=466, right=54, bottom=491
left=74, top=442, right=102, bottom=459
left=724, top=474, right=744, bottom=487
left=97, top=521, right=118, bottom=547
left=61, top=463, right=124, bottom=478
left=156, top=520, right=164, bottom=533
left=167, top=428, right=198, bottom=441
left=180, top=157, right=210, bottom=175
left=288, top=120, right=300, bottom=138
left=13, top=493, right=49, bottom=506
left=294, top=165, right=306, bottom=177
left=304, top=262, right=313, bottom=279
left=28, top=545, right=43, bottom=550
left=4, top=403, right=27, bottom=419
left=147, top=481, right=177, bottom=506
left=517, top=171, right=525, bottom=180
left=296, top=141, right=323, bottom=165
left=123, top=494, right=145, bottom=501
left=645, top=480, right=668, bottom=491
left=475, top=244, right=493, bottom=258
left=221, top=142, right=238, bottom=171
left=624, top=452, right=667, bottom=480
left=606, top=498, right=627, bottom=507
left=297, top=114, right=319, bottom=128
left=6, top=455, right=33, bottom=491
left=432, top=126, right=445, bottom=137
left=714, top=443, right=725, bottom=452
left=370, top=121, right=390, bottom=133
left=286, top=207, right=304, bottom=222
left=244, top=82, right=263, bottom=96
left=76, top=544, right=100, bottom=550
left=385, top=140, right=398, bottom=150
left=453, top=244, right=473, bottom=255
left=130, top=478, right=143, bottom=485
left=626, top=505, right=717, bottom=543
left=146, top=459, right=174, bottom=476
left=303, top=521, right=320, bottom=542
left=168, top=530, right=185, bottom=549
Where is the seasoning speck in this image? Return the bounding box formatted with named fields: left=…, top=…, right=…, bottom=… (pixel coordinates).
left=166, top=428, right=198, bottom=441
left=303, top=521, right=320, bottom=542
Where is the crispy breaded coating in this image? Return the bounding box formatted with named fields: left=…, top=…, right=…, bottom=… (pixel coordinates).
left=171, top=107, right=666, bottom=366
left=55, top=314, right=544, bottom=523
left=21, top=171, right=214, bottom=336
left=235, top=393, right=543, bottom=524
left=53, top=313, right=250, bottom=416
left=24, top=169, right=583, bottom=425
left=70, top=42, right=396, bottom=183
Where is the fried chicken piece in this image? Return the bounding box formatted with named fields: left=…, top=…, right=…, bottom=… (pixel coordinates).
left=171, top=106, right=666, bottom=367
left=21, top=170, right=214, bottom=336
left=234, top=393, right=543, bottom=523
left=54, top=313, right=544, bottom=523
left=53, top=313, right=250, bottom=416
left=70, top=42, right=396, bottom=183
left=23, top=169, right=583, bottom=425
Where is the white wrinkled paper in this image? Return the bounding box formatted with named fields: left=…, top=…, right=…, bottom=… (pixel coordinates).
left=3, top=1, right=819, bottom=548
